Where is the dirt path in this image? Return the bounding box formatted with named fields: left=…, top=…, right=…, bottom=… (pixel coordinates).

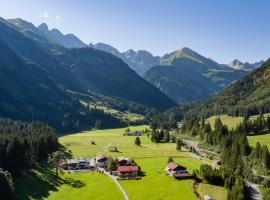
left=99, top=168, right=129, bottom=200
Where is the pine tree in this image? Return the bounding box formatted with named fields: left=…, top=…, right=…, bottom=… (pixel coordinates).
left=135, top=137, right=141, bottom=146
left=167, top=157, right=174, bottom=163
left=176, top=139, right=182, bottom=151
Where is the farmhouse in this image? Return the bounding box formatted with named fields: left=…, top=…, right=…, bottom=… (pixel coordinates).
left=123, top=130, right=143, bottom=136
left=115, top=157, right=133, bottom=166
left=117, top=165, right=140, bottom=178
left=96, top=155, right=108, bottom=168
left=165, top=162, right=193, bottom=179
left=65, top=157, right=94, bottom=170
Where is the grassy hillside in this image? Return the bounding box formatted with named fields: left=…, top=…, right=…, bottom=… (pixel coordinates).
left=188, top=59, right=270, bottom=118
left=206, top=114, right=270, bottom=151
left=207, top=114, right=270, bottom=130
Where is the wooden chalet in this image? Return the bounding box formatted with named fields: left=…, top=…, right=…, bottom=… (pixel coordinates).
left=117, top=165, right=140, bottom=178
left=165, top=162, right=193, bottom=179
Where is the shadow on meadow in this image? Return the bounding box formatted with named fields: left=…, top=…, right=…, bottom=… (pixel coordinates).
left=14, top=166, right=85, bottom=200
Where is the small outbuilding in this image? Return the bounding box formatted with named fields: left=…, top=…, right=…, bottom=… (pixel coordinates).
left=108, top=146, right=118, bottom=152
left=204, top=195, right=215, bottom=200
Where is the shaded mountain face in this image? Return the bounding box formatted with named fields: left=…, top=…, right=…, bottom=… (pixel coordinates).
left=144, top=47, right=249, bottom=103
left=0, top=18, right=176, bottom=114
left=187, top=59, right=270, bottom=118
left=0, top=37, right=125, bottom=132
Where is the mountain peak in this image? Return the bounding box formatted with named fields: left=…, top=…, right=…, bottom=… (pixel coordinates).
left=231, top=59, right=244, bottom=65
left=38, top=23, right=49, bottom=32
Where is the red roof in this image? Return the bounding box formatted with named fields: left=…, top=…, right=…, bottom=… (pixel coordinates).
left=167, top=162, right=186, bottom=170
left=117, top=165, right=140, bottom=172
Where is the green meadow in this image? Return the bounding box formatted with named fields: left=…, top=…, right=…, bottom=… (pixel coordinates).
left=207, top=115, right=243, bottom=130
left=15, top=125, right=227, bottom=200
left=207, top=114, right=270, bottom=150
left=198, top=183, right=227, bottom=200
left=248, top=134, right=270, bottom=150
left=58, top=125, right=201, bottom=200
left=207, top=113, right=270, bottom=130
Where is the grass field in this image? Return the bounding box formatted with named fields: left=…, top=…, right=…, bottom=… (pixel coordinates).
left=207, top=115, right=243, bottom=130
left=16, top=125, right=227, bottom=200
left=198, top=183, right=227, bottom=200
left=120, top=157, right=202, bottom=200
left=207, top=113, right=270, bottom=131
left=47, top=173, right=124, bottom=200
left=59, top=125, right=203, bottom=200
left=248, top=134, right=270, bottom=150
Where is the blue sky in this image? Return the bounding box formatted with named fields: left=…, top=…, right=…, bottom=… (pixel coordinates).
left=0, top=0, right=269, bottom=63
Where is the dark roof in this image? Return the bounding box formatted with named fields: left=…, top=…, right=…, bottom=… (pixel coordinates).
left=167, top=162, right=186, bottom=170
left=96, top=155, right=108, bottom=162
left=173, top=173, right=193, bottom=178
left=117, top=165, right=140, bottom=172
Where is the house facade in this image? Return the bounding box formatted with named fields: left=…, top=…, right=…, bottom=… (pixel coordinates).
left=117, top=165, right=140, bottom=178
left=65, top=157, right=94, bottom=170
left=165, top=162, right=193, bottom=179
left=96, top=155, right=108, bottom=168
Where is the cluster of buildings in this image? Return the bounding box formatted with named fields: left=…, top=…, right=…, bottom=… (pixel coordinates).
left=123, top=130, right=143, bottom=136
left=62, top=155, right=141, bottom=179
left=165, top=162, right=193, bottom=179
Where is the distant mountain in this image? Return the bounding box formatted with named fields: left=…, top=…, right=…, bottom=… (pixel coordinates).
left=90, top=43, right=160, bottom=76
left=0, top=18, right=176, bottom=117
left=144, top=47, right=249, bottom=103
left=187, top=59, right=270, bottom=118
left=37, top=23, right=87, bottom=48
left=228, top=59, right=264, bottom=71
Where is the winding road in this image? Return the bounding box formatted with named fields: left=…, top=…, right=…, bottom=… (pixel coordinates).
left=183, top=139, right=262, bottom=200
left=99, top=168, right=129, bottom=200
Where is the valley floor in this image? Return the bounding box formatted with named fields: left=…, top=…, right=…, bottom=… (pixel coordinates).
left=15, top=125, right=227, bottom=200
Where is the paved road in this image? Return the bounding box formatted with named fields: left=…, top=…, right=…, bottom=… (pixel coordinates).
left=245, top=181, right=261, bottom=200
left=183, top=139, right=262, bottom=200
left=99, top=168, right=129, bottom=200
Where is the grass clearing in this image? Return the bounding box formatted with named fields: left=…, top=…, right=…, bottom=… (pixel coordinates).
left=198, top=183, right=227, bottom=200
left=248, top=133, right=270, bottom=150
left=207, top=115, right=243, bottom=130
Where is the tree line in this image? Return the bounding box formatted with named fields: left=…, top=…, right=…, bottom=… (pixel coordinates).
left=182, top=115, right=270, bottom=200
left=0, top=118, right=59, bottom=199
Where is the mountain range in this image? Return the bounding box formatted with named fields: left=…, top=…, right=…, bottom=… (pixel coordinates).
left=89, top=43, right=263, bottom=103
left=0, top=17, right=266, bottom=129
left=0, top=17, right=176, bottom=131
